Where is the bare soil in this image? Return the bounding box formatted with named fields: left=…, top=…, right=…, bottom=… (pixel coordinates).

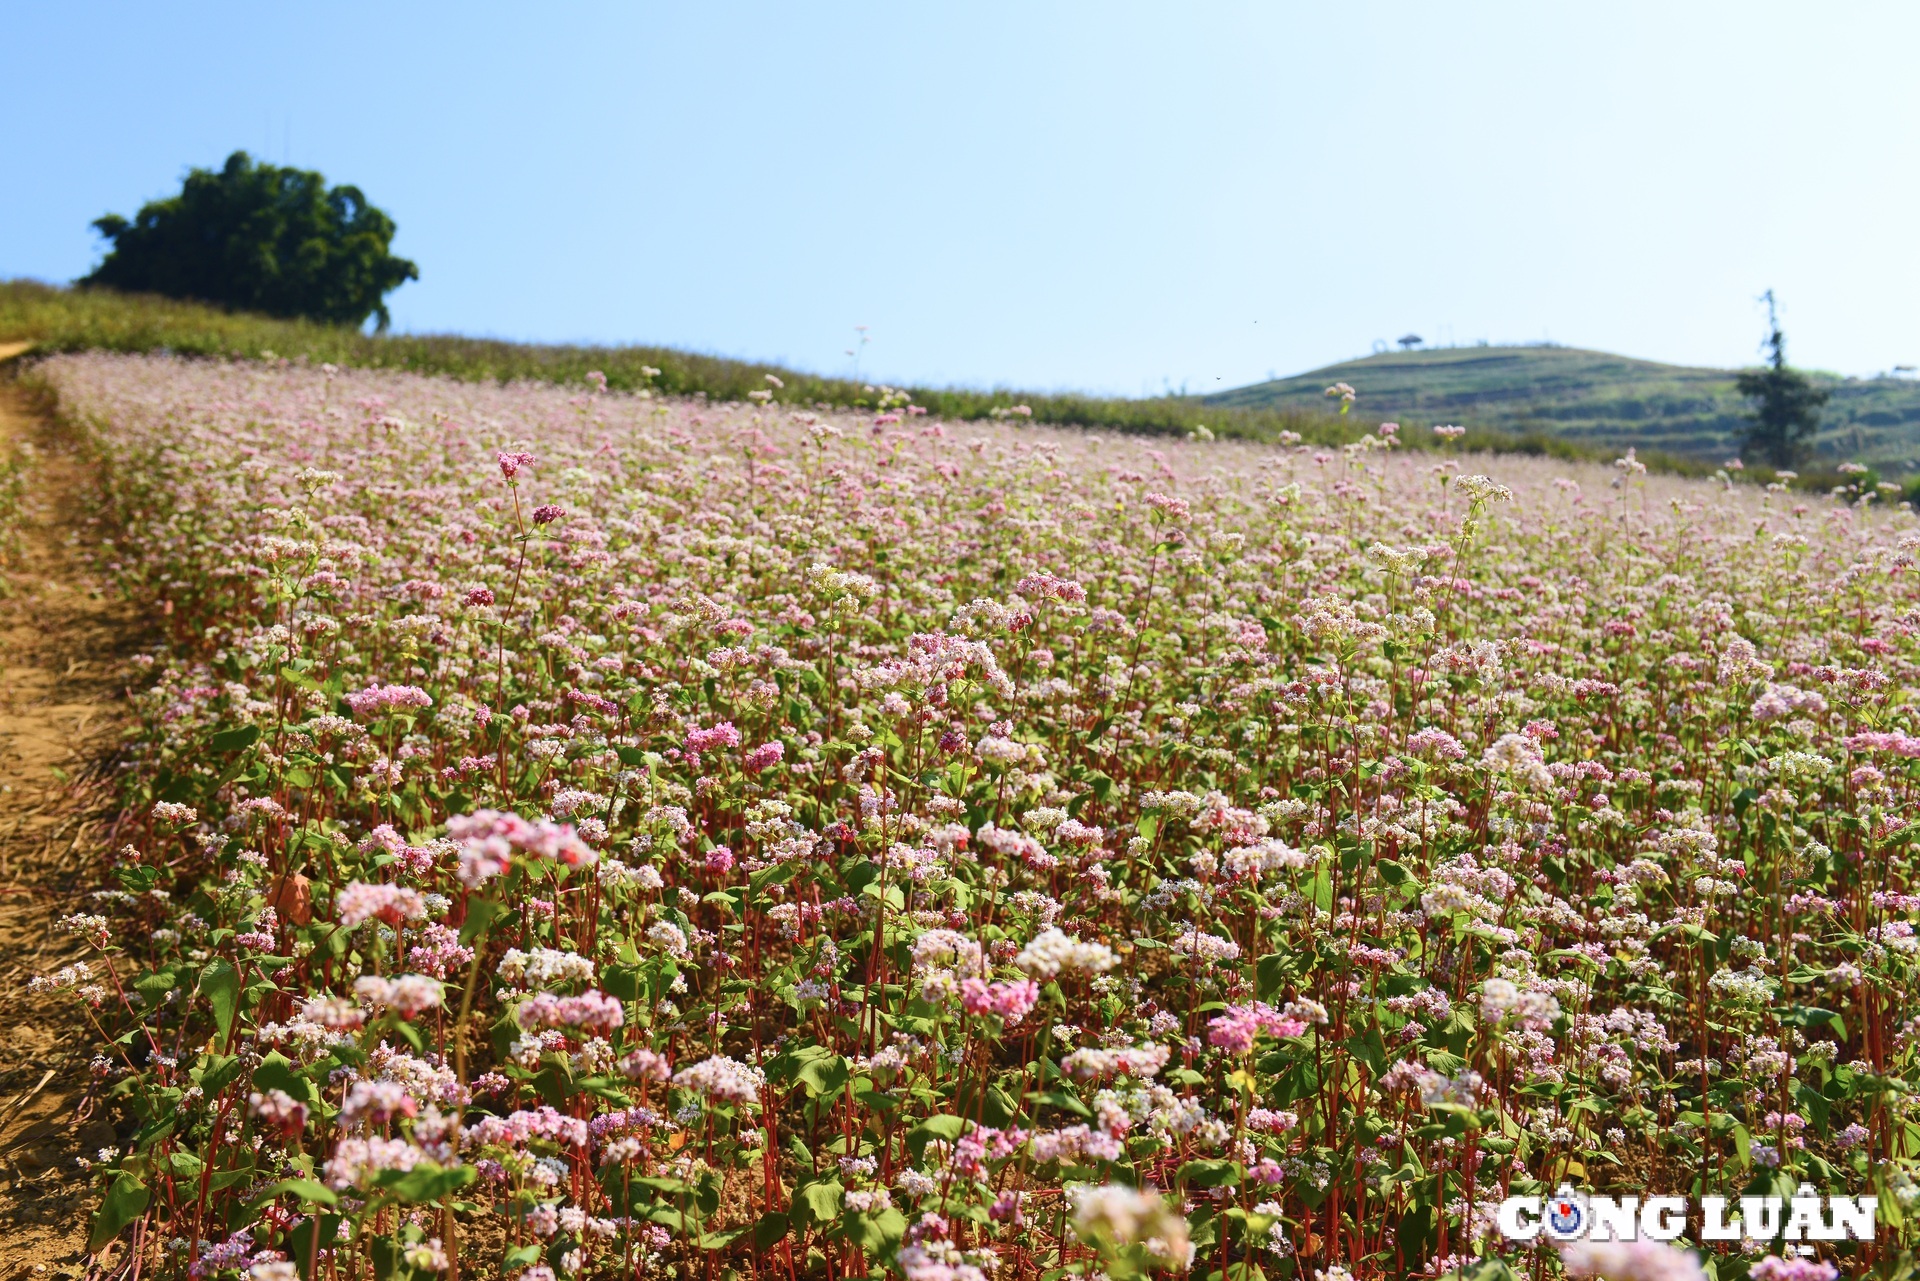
left=0, top=351, right=143, bottom=1278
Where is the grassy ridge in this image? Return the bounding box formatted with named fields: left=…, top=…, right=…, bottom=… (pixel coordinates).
left=0, top=279, right=1649, bottom=459
left=2, top=279, right=1352, bottom=444
left=0, top=279, right=1847, bottom=490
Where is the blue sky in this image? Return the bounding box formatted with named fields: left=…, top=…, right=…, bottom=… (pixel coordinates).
left=5, top=3, right=1917, bottom=394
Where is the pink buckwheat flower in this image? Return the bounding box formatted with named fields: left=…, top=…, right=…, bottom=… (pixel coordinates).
left=960, top=978, right=1041, bottom=1026
left=344, top=683, right=434, bottom=718
left=515, top=989, right=625, bottom=1036
left=1207, top=1002, right=1307, bottom=1054
left=742, top=741, right=784, bottom=772
left=446, top=809, right=596, bottom=888
left=335, top=882, right=428, bottom=928
left=685, top=722, right=743, bottom=753
left=1560, top=1241, right=1705, bottom=1281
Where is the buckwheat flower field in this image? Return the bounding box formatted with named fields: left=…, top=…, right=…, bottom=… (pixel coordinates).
left=31, top=351, right=1920, bottom=1281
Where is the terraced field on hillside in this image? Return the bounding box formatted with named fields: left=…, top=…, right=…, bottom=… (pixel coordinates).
left=1211, top=345, right=1920, bottom=468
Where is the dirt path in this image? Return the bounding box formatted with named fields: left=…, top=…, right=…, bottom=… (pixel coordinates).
left=0, top=353, right=142, bottom=1278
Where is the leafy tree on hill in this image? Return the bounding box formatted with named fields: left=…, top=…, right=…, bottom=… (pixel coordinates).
left=1735, top=289, right=1828, bottom=468
left=83, top=151, right=418, bottom=331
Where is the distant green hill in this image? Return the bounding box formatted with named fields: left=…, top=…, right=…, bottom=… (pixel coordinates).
left=1208, top=344, right=1920, bottom=470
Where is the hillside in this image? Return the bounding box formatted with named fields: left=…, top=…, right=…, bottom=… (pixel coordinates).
left=1208, top=344, right=1920, bottom=469
left=0, top=280, right=1354, bottom=449
left=2, top=281, right=1893, bottom=486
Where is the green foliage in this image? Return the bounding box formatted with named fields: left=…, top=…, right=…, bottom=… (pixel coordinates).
left=1736, top=361, right=1830, bottom=468
left=1214, top=338, right=1918, bottom=468
left=90, top=1171, right=150, bottom=1252
left=793, top=1179, right=844, bottom=1225
left=197, top=957, right=240, bottom=1043
left=1734, top=293, right=1831, bottom=468
left=82, top=152, right=417, bottom=330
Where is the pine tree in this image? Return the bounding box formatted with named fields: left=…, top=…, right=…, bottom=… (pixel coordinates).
left=1734, top=290, right=1828, bottom=468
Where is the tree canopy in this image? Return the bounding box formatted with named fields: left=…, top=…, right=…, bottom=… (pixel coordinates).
left=83, top=151, right=417, bottom=331
left=1734, top=290, right=1828, bottom=468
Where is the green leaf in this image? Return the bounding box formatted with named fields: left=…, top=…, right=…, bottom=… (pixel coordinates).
left=209, top=1163, right=256, bottom=1191
left=390, top=1017, right=428, bottom=1055
left=118, top=865, right=161, bottom=895
left=278, top=664, right=319, bottom=691
left=1343, top=1028, right=1388, bottom=1076
left=794, top=1179, right=844, bottom=1225
left=89, top=1171, right=150, bottom=1252
left=1307, top=864, right=1333, bottom=913
left=1459, top=1260, right=1516, bottom=1281
left=1882, top=1184, right=1906, bottom=1230
left=531, top=1065, right=574, bottom=1109
left=753, top=1210, right=791, bottom=1250
left=750, top=860, right=800, bottom=894
left=369, top=1234, right=414, bottom=1281
left=795, top=1054, right=851, bottom=1098
left=973, top=1084, right=1019, bottom=1128
left=1255, top=952, right=1291, bottom=999
left=196, top=1052, right=245, bottom=1095
left=210, top=724, right=262, bottom=753
left=376, top=1161, right=477, bottom=1204
left=459, top=896, right=508, bottom=944
left=631, top=1175, right=690, bottom=1195
left=1032, top=1089, right=1092, bottom=1119
left=842, top=1206, right=909, bottom=1252
left=253, top=1051, right=319, bottom=1105
left=1782, top=1006, right=1846, bottom=1040
left=578, top=1074, right=632, bottom=1106
left=198, top=959, right=240, bottom=1042
left=287, top=1216, right=343, bottom=1279
left=1180, top=1159, right=1241, bottom=1188
left=693, top=1168, right=722, bottom=1218
left=255, top=1176, right=339, bottom=1208
left=1396, top=1205, right=1435, bottom=1267
left=906, top=1113, right=966, bottom=1162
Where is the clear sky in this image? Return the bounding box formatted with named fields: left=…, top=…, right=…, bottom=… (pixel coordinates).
left=5, top=3, right=1917, bottom=395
